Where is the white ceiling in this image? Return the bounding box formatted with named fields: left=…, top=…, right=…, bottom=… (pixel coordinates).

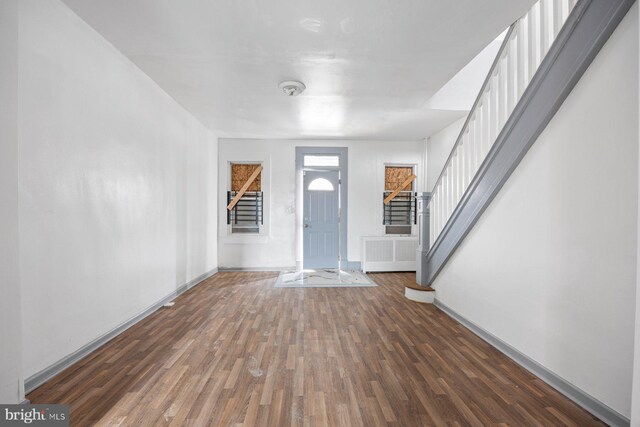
left=62, top=0, right=535, bottom=140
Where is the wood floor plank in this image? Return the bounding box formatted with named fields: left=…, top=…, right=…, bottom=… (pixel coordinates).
left=28, top=271, right=606, bottom=426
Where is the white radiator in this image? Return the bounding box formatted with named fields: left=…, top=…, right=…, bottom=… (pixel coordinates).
left=361, top=236, right=418, bottom=273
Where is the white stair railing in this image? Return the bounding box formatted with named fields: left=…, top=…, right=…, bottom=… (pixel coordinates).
left=428, top=0, right=578, bottom=249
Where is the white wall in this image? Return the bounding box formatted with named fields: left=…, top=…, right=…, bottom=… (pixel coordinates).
left=433, top=5, right=638, bottom=418
left=426, top=118, right=465, bottom=191
left=218, top=139, right=424, bottom=269
left=0, top=0, right=24, bottom=404
left=18, top=0, right=218, bottom=379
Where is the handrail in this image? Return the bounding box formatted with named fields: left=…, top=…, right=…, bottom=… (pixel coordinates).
left=421, top=0, right=631, bottom=288
left=426, top=0, right=579, bottom=248
left=427, top=24, right=516, bottom=204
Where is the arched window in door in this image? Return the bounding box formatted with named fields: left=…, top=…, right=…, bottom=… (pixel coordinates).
left=308, top=178, right=334, bottom=191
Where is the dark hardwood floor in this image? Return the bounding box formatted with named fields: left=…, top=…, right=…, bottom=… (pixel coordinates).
left=28, top=271, right=605, bottom=426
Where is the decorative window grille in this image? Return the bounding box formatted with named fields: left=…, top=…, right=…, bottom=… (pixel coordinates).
left=227, top=191, right=263, bottom=233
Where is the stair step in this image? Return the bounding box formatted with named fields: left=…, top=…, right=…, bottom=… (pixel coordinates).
left=405, top=284, right=435, bottom=303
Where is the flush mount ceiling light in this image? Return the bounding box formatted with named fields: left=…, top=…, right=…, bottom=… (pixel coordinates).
left=278, top=80, right=306, bottom=97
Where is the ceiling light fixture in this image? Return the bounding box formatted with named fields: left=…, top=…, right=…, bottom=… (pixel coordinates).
left=278, top=80, right=306, bottom=97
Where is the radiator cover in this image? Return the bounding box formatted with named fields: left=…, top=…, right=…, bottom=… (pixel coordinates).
left=361, top=236, right=418, bottom=273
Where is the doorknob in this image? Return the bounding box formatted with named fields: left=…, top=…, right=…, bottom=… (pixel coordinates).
left=304, top=224, right=310, bottom=228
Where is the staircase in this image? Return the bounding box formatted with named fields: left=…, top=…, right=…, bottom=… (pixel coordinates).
left=420, top=0, right=636, bottom=285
